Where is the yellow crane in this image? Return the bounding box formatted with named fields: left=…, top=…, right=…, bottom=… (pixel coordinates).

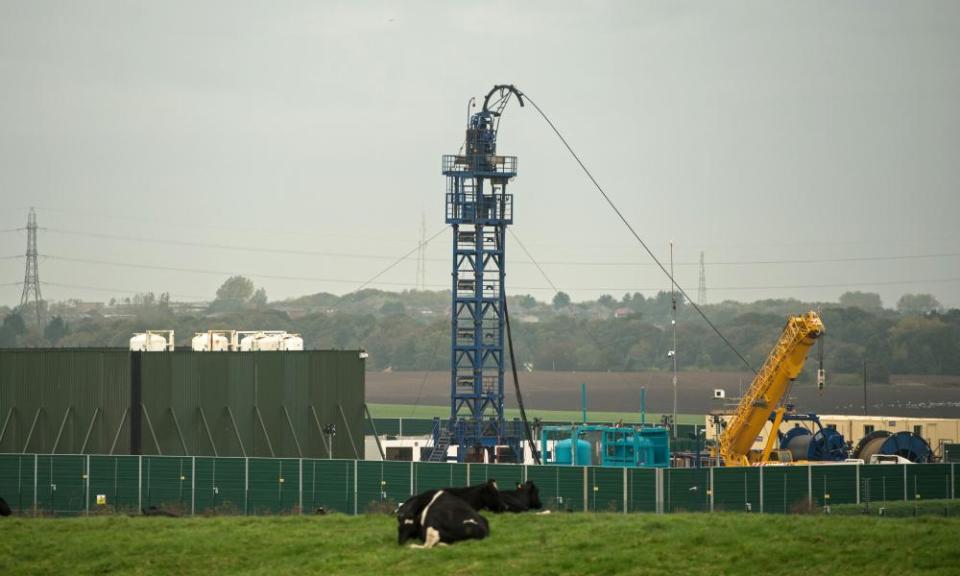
left=717, top=311, right=824, bottom=466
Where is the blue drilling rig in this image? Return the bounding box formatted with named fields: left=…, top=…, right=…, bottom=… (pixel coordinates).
left=430, top=85, right=527, bottom=463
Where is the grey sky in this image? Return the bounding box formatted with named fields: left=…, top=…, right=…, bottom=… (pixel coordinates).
left=1, top=1, right=958, bottom=308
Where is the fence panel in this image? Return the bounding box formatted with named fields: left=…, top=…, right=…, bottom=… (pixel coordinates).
left=301, top=459, right=354, bottom=514
left=811, top=465, right=857, bottom=507
left=38, top=454, right=86, bottom=515
left=415, top=462, right=457, bottom=494
left=760, top=466, right=809, bottom=514
left=556, top=466, right=585, bottom=512
left=89, top=455, right=139, bottom=513
left=526, top=465, right=561, bottom=511
left=0, top=454, right=36, bottom=515
left=860, top=464, right=906, bottom=505
left=627, top=467, right=657, bottom=512
left=589, top=466, right=624, bottom=512
left=665, top=467, right=710, bottom=512
left=141, top=456, right=193, bottom=512
left=713, top=466, right=760, bottom=512
left=193, top=457, right=246, bottom=514
left=357, top=460, right=414, bottom=512
left=485, top=463, right=523, bottom=491
left=247, top=457, right=299, bottom=514
left=909, top=463, right=952, bottom=501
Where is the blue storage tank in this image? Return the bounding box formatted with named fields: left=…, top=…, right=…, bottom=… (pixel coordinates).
left=554, top=438, right=592, bottom=465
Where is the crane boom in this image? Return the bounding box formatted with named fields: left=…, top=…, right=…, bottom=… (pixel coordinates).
left=718, top=311, right=824, bottom=466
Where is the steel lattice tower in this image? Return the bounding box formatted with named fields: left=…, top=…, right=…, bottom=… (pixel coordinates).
left=20, top=207, right=43, bottom=324
left=433, top=86, right=524, bottom=463
left=697, top=251, right=707, bottom=306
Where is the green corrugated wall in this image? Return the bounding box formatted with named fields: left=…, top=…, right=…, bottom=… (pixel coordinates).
left=0, top=349, right=364, bottom=460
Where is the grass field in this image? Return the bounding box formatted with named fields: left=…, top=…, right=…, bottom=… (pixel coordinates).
left=366, top=403, right=704, bottom=425
left=3, top=512, right=959, bottom=575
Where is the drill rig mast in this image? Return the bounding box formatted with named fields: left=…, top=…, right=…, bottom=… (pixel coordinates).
left=430, top=85, right=526, bottom=463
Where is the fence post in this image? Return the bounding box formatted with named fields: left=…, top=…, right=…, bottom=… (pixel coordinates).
left=353, top=460, right=359, bottom=515
left=653, top=468, right=662, bottom=514
left=710, top=466, right=714, bottom=512
left=523, top=464, right=528, bottom=484
left=465, top=463, right=469, bottom=487
left=138, top=455, right=143, bottom=512
left=758, top=466, right=764, bottom=514
left=410, top=461, right=415, bottom=495
left=33, top=454, right=38, bottom=516
left=191, top=456, right=196, bottom=516
left=855, top=464, right=860, bottom=505
left=582, top=467, right=588, bottom=512
left=298, top=459, right=303, bottom=515
left=903, top=464, right=908, bottom=502
left=952, top=463, right=955, bottom=500
left=807, top=465, right=812, bottom=509
left=85, top=455, right=90, bottom=516
left=622, top=467, right=628, bottom=514
left=244, top=458, right=249, bottom=515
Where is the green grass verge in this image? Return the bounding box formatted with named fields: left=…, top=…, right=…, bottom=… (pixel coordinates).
left=2, top=513, right=959, bottom=575
left=366, top=403, right=704, bottom=425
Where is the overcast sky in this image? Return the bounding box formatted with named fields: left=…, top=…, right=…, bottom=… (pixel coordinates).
left=1, top=1, right=958, bottom=309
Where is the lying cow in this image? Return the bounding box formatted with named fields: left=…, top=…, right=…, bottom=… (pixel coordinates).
left=500, top=481, right=543, bottom=512
left=0, top=496, right=11, bottom=517
left=398, top=490, right=490, bottom=548
left=396, top=479, right=505, bottom=517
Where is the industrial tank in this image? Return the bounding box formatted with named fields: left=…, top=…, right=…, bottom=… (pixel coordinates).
left=129, top=331, right=172, bottom=352
left=554, top=438, right=592, bottom=465
left=853, top=430, right=933, bottom=463
left=191, top=332, right=230, bottom=351
left=239, top=331, right=303, bottom=351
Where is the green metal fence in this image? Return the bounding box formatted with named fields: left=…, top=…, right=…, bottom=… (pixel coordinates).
left=0, top=454, right=955, bottom=517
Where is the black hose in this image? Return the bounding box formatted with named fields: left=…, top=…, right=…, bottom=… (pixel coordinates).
left=504, top=294, right=541, bottom=464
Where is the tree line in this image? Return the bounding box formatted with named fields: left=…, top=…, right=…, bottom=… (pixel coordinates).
left=1, top=277, right=956, bottom=381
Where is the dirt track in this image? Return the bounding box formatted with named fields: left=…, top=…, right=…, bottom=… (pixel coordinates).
left=367, top=371, right=960, bottom=418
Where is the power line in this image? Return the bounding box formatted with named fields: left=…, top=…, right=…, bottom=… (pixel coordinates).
left=40, top=225, right=960, bottom=268
left=43, top=227, right=413, bottom=262
left=36, top=252, right=960, bottom=293
left=508, top=229, right=561, bottom=294
left=524, top=92, right=758, bottom=373
left=355, top=226, right=449, bottom=291
left=40, top=281, right=205, bottom=300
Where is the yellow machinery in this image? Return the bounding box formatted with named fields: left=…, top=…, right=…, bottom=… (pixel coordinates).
left=717, top=311, right=824, bottom=466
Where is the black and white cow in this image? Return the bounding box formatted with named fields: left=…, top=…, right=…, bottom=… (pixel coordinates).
left=0, top=496, right=11, bottom=517
left=397, top=490, right=490, bottom=548
left=500, top=481, right=543, bottom=512
left=396, top=479, right=506, bottom=517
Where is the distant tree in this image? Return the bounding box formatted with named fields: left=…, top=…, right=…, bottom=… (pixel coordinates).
left=839, top=291, right=883, bottom=312
left=44, top=316, right=69, bottom=344
left=159, top=292, right=170, bottom=308
left=380, top=301, right=406, bottom=316
left=597, top=294, right=616, bottom=308
left=0, top=312, right=27, bottom=347
left=897, top=293, right=943, bottom=316
left=513, top=294, right=537, bottom=308
left=213, top=276, right=256, bottom=311
left=552, top=291, right=571, bottom=309
left=251, top=288, right=268, bottom=309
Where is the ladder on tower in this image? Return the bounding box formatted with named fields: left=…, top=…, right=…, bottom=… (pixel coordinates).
left=427, top=429, right=452, bottom=462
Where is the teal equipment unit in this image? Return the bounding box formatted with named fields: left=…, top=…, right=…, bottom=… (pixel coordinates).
left=540, top=424, right=670, bottom=468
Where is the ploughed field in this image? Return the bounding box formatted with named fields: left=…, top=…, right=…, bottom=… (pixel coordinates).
left=367, top=371, right=960, bottom=418
left=2, top=513, right=958, bottom=575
